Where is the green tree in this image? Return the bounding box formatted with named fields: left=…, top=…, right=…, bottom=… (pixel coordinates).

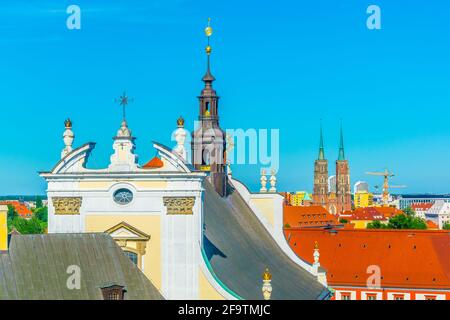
left=386, top=214, right=427, bottom=230
left=367, top=220, right=387, bottom=229
left=339, top=218, right=348, bottom=224
left=403, top=206, right=415, bottom=216
left=443, top=222, right=450, bottom=230
left=35, top=196, right=43, bottom=209
left=7, top=205, right=18, bottom=221
left=366, top=215, right=427, bottom=230
left=10, top=217, right=45, bottom=234
left=34, top=206, right=48, bottom=223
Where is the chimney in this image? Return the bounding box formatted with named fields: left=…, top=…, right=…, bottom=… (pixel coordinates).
left=0, top=205, right=7, bottom=251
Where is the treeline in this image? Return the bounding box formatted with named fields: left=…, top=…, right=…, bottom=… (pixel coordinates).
left=7, top=197, right=48, bottom=234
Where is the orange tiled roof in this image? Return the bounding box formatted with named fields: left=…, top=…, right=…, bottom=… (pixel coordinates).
left=284, top=205, right=339, bottom=228
left=0, top=201, right=32, bottom=218
left=374, top=207, right=404, bottom=218
left=142, top=156, right=164, bottom=169
left=285, top=228, right=450, bottom=289
left=347, top=207, right=386, bottom=221
left=426, top=220, right=439, bottom=229
left=344, top=207, right=404, bottom=221
left=412, top=203, right=434, bottom=211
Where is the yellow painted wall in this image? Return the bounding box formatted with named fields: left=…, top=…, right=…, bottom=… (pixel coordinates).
left=0, top=206, right=7, bottom=251
left=78, top=180, right=168, bottom=190
left=350, top=220, right=370, bottom=229
left=251, top=198, right=275, bottom=227
left=198, top=268, right=226, bottom=300
left=354, top=192, right=374, bottom=208
left=85, top=215, right=162, bottom=289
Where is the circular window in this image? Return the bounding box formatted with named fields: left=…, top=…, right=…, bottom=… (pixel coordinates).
left=113, top=188, right=134, bottom=205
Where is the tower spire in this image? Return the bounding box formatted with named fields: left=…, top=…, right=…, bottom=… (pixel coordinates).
left=338, top=120, right=345, bottom=161
left=318, top=120, right=325, bottom=160
left=203, top=18, right=215, bottom=83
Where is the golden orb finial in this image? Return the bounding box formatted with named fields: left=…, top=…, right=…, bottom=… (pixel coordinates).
left=262, top=268, right=272, bottom=281
left=314, top=241, right=319, bottom=250
left=64, top=118, right=72, bottom=129
left=205, top=18, right=213, bottom=37
left=177, top=116, right=185, bottom=128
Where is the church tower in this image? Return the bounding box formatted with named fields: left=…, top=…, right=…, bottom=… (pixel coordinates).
left=335, top=124, right=352, bottom=213
left=192, top=19, right=227, bottom=196
left=313, top=122, right=329, bottom=207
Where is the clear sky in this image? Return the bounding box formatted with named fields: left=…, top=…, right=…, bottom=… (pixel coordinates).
left=1, top=0, right=449, bottom=195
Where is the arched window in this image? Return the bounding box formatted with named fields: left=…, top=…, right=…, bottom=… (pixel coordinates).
left=124, top=251, right=138, bottom=266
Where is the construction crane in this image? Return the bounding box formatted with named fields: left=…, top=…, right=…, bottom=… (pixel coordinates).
left=366, top=169, right=406, bottom=206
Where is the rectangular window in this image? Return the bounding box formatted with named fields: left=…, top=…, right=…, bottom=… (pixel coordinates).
left=341, top=293, right=351, bottom=300
left=366, top=294, right=377, bottom=300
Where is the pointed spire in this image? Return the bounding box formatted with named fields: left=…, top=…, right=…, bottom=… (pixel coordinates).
left=318, top=120, right=325, bottom=160
left=338, top=120, right=345, bottom=161
left=202, top=18, right=216, bottom=84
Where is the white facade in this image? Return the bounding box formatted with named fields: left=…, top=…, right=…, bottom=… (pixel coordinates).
left=426, top=200, right=450, bottom=229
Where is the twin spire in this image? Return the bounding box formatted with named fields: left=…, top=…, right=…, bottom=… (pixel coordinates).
left=318, top=121, right=346, bottom=161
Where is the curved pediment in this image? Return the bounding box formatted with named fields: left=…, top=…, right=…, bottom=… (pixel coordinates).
left=51, top=143, right=96, bottom=174
left=150, top=142, right=194, bottom=174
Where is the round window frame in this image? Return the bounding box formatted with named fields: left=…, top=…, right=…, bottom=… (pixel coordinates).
left=113, top=188, right=134, bottom=206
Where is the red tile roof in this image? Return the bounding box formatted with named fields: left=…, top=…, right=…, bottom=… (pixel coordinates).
left=142, top=156, right=164, bottom=169
left=343, top=207, right=404, bottom=221
left=0, top=201, right=32, bottom=219
left=426, top=220, right=439, bottom=229
left=285, top=228, right=450, bottom=289
left=284, top=205, right=339, bottom=228
left=412, top=203, right=434, bottom=211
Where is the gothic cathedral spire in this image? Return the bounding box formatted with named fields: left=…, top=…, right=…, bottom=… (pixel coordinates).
left=318, top=120, right=325, bottom=160
left=313, top=122, right=329, bottom=208
left=338, top=121, right=345, bottom=161
left=336, top=121, right=351, bottom=213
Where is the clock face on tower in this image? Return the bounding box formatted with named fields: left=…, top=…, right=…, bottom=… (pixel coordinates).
left=113, top=188, right=134, bottom=205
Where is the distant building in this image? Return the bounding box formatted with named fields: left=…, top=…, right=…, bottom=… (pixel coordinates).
left=411, top=203, right=434, bottom=219
left=0, top=200, right=33, bottom=219
left=284, top=191, right=313, bottom=206
left=312, top=124, right=351, bottom=215
left=398, top=195, right=450, bottom=210
left=354, top=191, right=374, bottom=208
left=425, top=200, right=450, bottom=229
left=342, top=207, right=404, bottom=229
left=283, top=205, right=340, bottom=228
left=285, top=228, right=450, bottom=300
left=354, top=181, right=369, bottom=194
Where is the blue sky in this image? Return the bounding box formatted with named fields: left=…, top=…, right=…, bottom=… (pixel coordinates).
left=1, top=0, right=449, bottom=195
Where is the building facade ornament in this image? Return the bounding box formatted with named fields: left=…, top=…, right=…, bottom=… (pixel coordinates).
left=260, top=169, right=268, bottom=193
left=173, top=116, right=188, bottom=161
left=163, top=197, right=196, bottom=215
left=61, top=118, right=75, bottom=159
left=262, top=268, right=273, bottom=300
left=52, top=197, right=82, bottom=215
left=269, top=169, right=277, bottom=193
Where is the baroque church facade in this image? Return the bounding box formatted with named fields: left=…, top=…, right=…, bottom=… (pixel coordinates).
left=40, top=20, right=330, bottom=300
left=312, top=124, right=352, bottom=214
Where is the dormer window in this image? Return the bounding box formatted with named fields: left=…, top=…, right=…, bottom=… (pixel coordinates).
left=101, top=285, right=126, bottom=300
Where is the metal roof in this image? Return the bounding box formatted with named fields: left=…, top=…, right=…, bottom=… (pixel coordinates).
left=203, top=181, right=331, bottom=300
left=0, top=233, right=163, bottom=300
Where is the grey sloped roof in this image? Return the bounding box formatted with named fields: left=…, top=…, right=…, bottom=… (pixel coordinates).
left=203, top=181, right=330, bottom=300
left=0, top=233, right=163, bottom=300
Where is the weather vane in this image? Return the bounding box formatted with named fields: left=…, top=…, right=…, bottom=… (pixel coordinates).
left=115, top=91, right=134, bottom=121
